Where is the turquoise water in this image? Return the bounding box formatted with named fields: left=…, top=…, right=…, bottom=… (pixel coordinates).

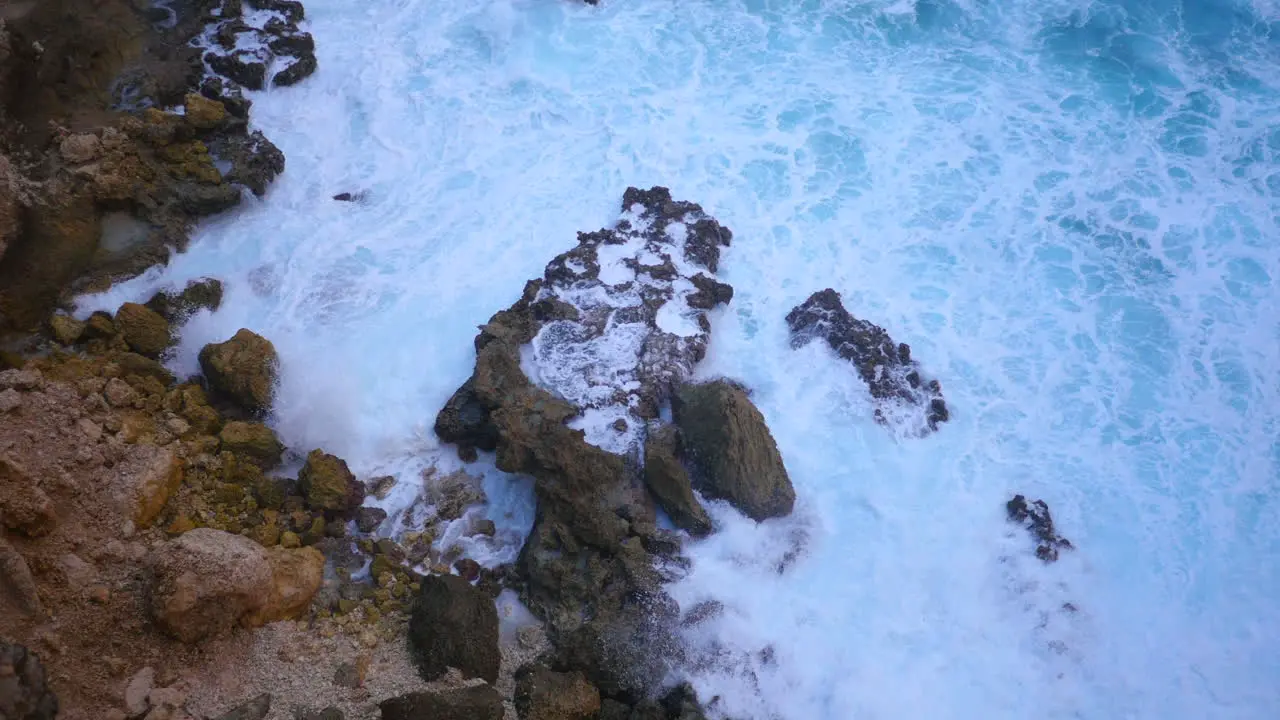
left=81, top=0, right=1280, bottom=717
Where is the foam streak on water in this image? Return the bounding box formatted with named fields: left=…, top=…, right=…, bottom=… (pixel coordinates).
left=78, top=1, right=1280, bottom=718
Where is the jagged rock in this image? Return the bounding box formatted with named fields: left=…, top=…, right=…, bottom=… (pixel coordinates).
left=354, top=507, right=387, bottom=533
left=104, top=377, right=139, bottom=407
left=378, top=686, right=503, bottom=720
left=48, top=314, right=85, bottom=344
left=145, top=277, right=224, bottom=323
left=273, top=54, right=317, bottom=87
left=514, top=664, right=601, bottom=720
left=246, top=0, right=305, bottom=23
left=201, top=76, right=251, bottom=119
left=207, top=130, right=284, bottom=197
left=0, top=457, right=56, bottom=537
left=184, top=92, right=227, bottom=131
left=264, top=19, right=315, bottom=55
left=59, top=133, right=101, bottom=164
left=673, top=381, right=794, bottom=522
left=211, top=693, right=271, bottom=720
left=116, top=351, right=176, bottom=385
left=299, top=450, right=365, bottom=514
left=0, top=642, right=58, bottom=720
left=149, top=528, right=273, bottom=642
left=84, top=311, right=117, bottom=339
left=198, top=328, right=278, bottom=412
left=245, top=546, right=324, bottom=624
left=787, top=288, right=949, bottom=431
left=642, top=425, right=711, bottom=536
left=0, top=369, right=41, bottom=391
left=114, top=302, right=172, bottom=358
left=408, top=573, right=500, bottom=682
left=206, top=49, right=269, bottom=90
left=112, top=444, right=184, bottom=527
left=0, top=535, right=42, bottom=616
left=1007, top=495, right=1074, bottom=562
left=425, top=469, right=486, bottom=520
left=219, top=421, right=284, bottom=469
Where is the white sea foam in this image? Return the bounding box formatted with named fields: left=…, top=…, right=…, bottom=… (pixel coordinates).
left=76, top=0, right=1280, bottom=717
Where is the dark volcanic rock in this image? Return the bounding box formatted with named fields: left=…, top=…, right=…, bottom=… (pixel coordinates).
left=787, top=288, right=949, bottom=432
left=1007, top=495, right=1073, bottom=562
left=246, top=0, right=306, bottom=24
left=207, top=130, right=285, bottom=197
left=273, top=54, right=317, bottom=87
left=379, top=686, right=503, bottom=720
left=0, top=642, right=58, bottom=720
left=408, top=573, right=500, bottom=682
left=643, top=424, right=711, bottom=536
left=206, top=49, right=270, bottom=90
left=145, top=277, right=225, bottom=323
left=674, top=381, right=795, bottom=521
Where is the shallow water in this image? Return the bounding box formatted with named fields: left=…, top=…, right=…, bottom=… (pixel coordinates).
left=79, top=0, right=1280, bottom=717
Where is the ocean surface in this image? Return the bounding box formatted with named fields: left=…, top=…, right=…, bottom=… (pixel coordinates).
left=80, top=0, right=1280, bottom=717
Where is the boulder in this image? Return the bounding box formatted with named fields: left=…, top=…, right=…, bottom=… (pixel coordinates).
left=786, top=288, right=948, bottom=432
left=59, top=133, right=101, bottom=164
left=425, top=469, right=486, bottom=520
left=206, top=131, right=283, bottom=197
left=0, top=457, right=56, bottom=537
left=113, top=300, right=173, bottom=358
left=149, top=528, right=273, bottom=642
left=378, top=686, right=503, bottom=720
left=206, top=49, right=268, bottom=90
left=354, top=507, right=387, bottom=533
left=514, top=664, right=601, bottom=720
left=124, top=667, right=154, bottom=717
left=1007, top=495, right=1074, bottom=563
left=145, top=277, right=223, bottom=322
left=211, top=693, right=271, bottom=720
left=0, top=642, right=58, bottom=720
left=298, top=450, right=364, bottom=514
left=642, top=425, right=711, bottom=536
left=273, top=54, right=317, bottom=87
left=198, top=328, right=278, bottom=412
left=673, top=381, right=794, bottom=521
left=112, top=444, right=184, bottom=527
left=219, top=421, right=284, bottom=469
left=0, top=535, right=42, bottom=616
left=245, top=546, right=324, bottom=624
left=48, top=314, right=85, bottom=345
left=407, top=573, right=500, bottom=682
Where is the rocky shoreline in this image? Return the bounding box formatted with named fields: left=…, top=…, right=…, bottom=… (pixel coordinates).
left=0, top=3, right=1085, bottom=719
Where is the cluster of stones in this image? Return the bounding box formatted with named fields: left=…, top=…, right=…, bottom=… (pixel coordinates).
left=200, top=0, right=318, bottom=91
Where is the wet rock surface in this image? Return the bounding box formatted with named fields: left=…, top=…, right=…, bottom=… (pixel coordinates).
left=786, top=288, right=949, bottom=432
left=642, top=425, right=711, bottom=536
left=1007, top=495, right=1074, bottom=562
left=673, top=380, right=795, bottom=522
left=378, top=686, right=504, bottom=720
left=202, top=0, right=318, bottom=92
left=198, top=329, right=279, bottom=413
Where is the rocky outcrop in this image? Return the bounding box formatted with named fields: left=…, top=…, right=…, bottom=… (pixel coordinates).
left=201, top=0, right=318, bottom=90
left=642, top=425, right=711, bottom=536
left=434, top=188, right=740, bottom=704
left=786, top=288, right=949, bottom=432
left=298, top=450, right=365, bottom=515
left=1007, top=495, right=1073, bottom=562
left=515, top=664, right=602, bottom=720
left=0, top=641, right=58, bottom=720
left=150, top=528, right=274, bottom=642
left=245, top=546, right=325, bottom=625
left=144, top=277, right=224, bottom=323
left=407, top=573, right=500, bottom=682
left=379, top=686, right=504, bottom=720
left=673, top=381, right=794, bottom=521
left=198, top=329, right=279, bottom=412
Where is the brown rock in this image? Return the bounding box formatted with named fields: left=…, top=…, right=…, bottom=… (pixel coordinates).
left=104, top=377, right=139, bottom=407
left=0, top=535, right=43, bottom=616
left=219, top=421, right=284, bottom=469
left=184, top=92, right=227, bottom=131
left=0, top=456, right=56, bottom=537
left=673, top=381, right=795, bottom=521
left=643, top=425, right=711, bottom=536
left=198, top=329, right=278, bottom=412
left=379, top=686, right=503, bottom=720
left=514, top=664, right=601, bottom=720
left=0, top=641, right=58, bottom=720
left=149, top=528, right=272, bottom=642
left=59, top=133, right=101, bottom=164
left=244, top=546, right=324, bottom=625
left=114, top=302, right=173, bottom=358
left=298, top=450, right=363, bottom=513
left=426, top=469, right=486, bottom=520
left=48, top=314, right=86, bottom=345
left=407, top=573, right=500, bottom=683
left=113, top=444, right=184, bottom=527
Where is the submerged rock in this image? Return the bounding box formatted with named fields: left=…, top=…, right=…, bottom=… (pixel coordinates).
left=1007, top=495, right=1073, bottom=562
left=786, top=288, right=948, bottom=432
left=407, top=573, right=500, bottom=682
left=379, top=686, right=503, bottom=720
left=198, top=328, right=278, bottom=412
left=0, top=642, right=58, bottom=720
left=674, top=381, right=794, bottom=521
